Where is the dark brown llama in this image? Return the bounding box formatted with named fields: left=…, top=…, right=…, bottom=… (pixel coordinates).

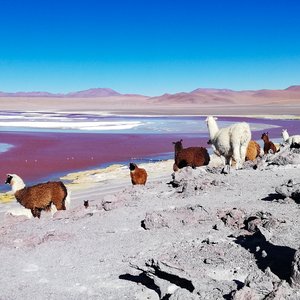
left=261, top=132, right=277, bottom=154
left=173, top=139, right=210, bottom=171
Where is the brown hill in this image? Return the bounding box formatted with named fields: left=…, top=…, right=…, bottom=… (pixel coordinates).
left=0, top=85, right=299, bottom=115
left=150, top=86, right=300, bottom=106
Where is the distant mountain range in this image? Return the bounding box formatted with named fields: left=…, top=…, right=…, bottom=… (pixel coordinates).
left=147, top=85, right=300, bottom=106
left=0, top=86, right=300, bottom=106
left=0, top=88, right=121, bottom=98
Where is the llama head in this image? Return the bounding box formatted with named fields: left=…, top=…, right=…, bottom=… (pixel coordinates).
left=173, top=140, right=183, bottom=151
left=205, top=116, right=218, bottom=123
left=205, top=116, right=219, bottom=140
left=281, top=129, right=289, bottom=141
left=129, top=163, right=137, bottom=171
left=5, top=174, right=25, bottom=192
left=172, top=139, right=183, bottom=145
left=261, top=132, right=269, bottom=141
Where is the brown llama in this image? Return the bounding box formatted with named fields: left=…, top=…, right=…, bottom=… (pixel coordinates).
left=173, top=139, right=210, bottom=171
left=245, top=140, right=261, bottom=161
left=129, top=163, right=147, bottom=185
left=261, top=132, right=277, bottom=154
left=5, top=174, right=70, bottom=218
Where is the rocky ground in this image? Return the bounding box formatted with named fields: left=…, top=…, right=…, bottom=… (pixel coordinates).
left=1, top=146, right=300, bottom=299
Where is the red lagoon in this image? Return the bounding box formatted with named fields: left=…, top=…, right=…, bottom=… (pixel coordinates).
left=0, top=131, right=207, bottom=189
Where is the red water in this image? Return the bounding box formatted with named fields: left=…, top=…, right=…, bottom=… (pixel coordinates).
left=0, top=131, right=206, bottom=189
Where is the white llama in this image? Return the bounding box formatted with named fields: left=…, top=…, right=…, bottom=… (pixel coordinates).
left=206, top=116, right=251, bottom=173
left=281, top=129, right=300, bottom=146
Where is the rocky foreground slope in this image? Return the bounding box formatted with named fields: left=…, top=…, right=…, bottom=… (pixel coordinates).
left=1, top=147, right=300, bottom=299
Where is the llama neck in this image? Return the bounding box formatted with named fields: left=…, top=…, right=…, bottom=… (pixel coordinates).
left=262, top=136, right=269, bottom=143
left=11, top=178, right=26, bottom=193
left=174, top=144, right=183, bottom=159
left=207, top=118, right=219, bottom=140
left=282, top=131, right=289, bottom=141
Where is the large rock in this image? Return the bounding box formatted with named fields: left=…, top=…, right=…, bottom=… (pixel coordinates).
left=290, top=247, right=300, bottom=288
left=275, top=179, right=300, bottom=201
left=141, top=204, right=212, bottom=230
left=231, top=286, right=259, bottom=300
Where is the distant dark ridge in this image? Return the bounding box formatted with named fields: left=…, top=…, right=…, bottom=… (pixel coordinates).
left=285, top=85, right=300, bottom=92
left=0, top=85, right=299, bottom=98
left=0, top=88, right=121, bottom=98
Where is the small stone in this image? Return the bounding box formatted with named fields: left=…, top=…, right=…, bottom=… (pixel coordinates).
left=261, top=250, right=267, bottom=258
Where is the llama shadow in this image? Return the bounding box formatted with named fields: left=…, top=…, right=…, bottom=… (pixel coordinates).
left=261, top=193, right=300, bottom=204
left=261, top=193, right=285, bottom=202
left=235, top=231, right=296, bottom=281
left=120, top=268, right=195, bottom=298
left=119, top=273, right=161, bottom=297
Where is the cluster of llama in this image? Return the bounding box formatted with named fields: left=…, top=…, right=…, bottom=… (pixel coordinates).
left=4, top=117, right=299, bottom=220
left=5, top=163, right=148, bottom=219
left=129, top=117, right=299, bottom=189
left=205, top=117, right=300, bottom=172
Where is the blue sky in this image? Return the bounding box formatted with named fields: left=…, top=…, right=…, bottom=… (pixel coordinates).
left=0, top=0, right=300, bottom=96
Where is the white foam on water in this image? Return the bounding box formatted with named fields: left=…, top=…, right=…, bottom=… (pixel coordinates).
left=0, top=111, right=280, bottom=134
left=0, top=143, right=13, bottom=153
left=0, top=120, right=142, bottom=131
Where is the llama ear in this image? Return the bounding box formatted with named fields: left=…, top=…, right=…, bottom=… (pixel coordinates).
left=180, top=139, right=183, bottom=142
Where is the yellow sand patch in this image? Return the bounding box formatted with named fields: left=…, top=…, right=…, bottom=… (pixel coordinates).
left=0, top=193, right=14, bottom=203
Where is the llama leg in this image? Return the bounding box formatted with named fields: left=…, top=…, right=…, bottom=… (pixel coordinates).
left=222, top=157, right=231, bottom=174
left=53, top=200, right=66, bottom=211
left=52, top=194, right=67, bottom=210
left=31, top=207, right=41, bottom=218
left=50, top=204, right=58, bottom=216
left=173, top=163, right=179, bottom=172
left=240, top=144, right=247, bottom=165
left=232, top=144, right=241, bottom=169
left=64, top=193, right=71, bottom=210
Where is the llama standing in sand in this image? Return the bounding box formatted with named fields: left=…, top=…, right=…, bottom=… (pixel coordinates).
left=5, top=174, right=70, bottom=218
left=206, top=116, right=251, bottom=173
left=129, top=163, right=147, bottom=185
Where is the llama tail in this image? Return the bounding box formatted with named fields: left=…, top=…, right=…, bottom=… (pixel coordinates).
left=50, top=203, right=58, bottom=216
left=51, top=187, right=71, bottom=216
